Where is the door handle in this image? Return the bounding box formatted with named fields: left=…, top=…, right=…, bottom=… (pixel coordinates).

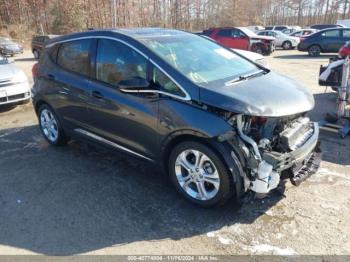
left=47, top=74, right=55, bottom=80
left=92, top=90, right=104, bottom=99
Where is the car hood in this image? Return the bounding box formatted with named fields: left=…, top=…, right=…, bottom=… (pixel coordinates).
left=0, top=63, right=21, bottom=81
left=199, top=71, right=314, bottom=117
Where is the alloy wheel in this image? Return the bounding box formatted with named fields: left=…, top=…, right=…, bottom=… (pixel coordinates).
left=174, top=149, right=220, bottom=201
left=40, top=108, right=59, bottom=142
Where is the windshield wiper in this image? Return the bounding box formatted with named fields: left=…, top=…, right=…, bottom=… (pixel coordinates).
left=225, top=70, right=266, bottom=86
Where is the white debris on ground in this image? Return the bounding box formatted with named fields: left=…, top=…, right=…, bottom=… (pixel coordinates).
left=243, top=243, right=298, bottom=255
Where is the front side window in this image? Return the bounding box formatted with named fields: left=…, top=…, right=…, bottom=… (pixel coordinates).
left=96, top=39, right=147, bottom=87
left=231, top=29, right=244, bottom=38
left=322, top=30, right=340, bottom=38
left=57, top=39, right=92, bottom=76
left=140, top=33, right=261, bottom=89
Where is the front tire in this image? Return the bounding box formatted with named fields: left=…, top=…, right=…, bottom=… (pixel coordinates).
left=38, top=104, right=68, bottom=146
left=168, top=141, right=233, bottom=207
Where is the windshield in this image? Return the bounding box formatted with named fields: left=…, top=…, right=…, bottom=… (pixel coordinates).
left=140, top=33, right=261, bottom=88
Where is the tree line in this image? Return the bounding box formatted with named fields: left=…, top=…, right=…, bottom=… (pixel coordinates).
left=0, top=0, right=349, bottom=37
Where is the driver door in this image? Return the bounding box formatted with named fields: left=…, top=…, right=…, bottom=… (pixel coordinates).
left=87, top=38, right=159, bottom=160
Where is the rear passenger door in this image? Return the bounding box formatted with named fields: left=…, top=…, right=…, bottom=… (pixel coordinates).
left=53, top=39, right=94, bottom=130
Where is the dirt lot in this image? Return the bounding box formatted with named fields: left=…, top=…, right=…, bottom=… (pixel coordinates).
left=0, top=49, right=349, bottom=255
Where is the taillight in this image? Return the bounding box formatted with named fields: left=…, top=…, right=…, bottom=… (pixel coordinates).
left=32, top=63, right=39, bottom=78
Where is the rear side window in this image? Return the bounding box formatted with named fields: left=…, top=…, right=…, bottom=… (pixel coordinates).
left=217, top=29, right=232, bottom=37
left=96, top=39, right=147, bottom=87
left=322, top=30, right=340, bottom=38
left=57, top=39, right=92, bottom=77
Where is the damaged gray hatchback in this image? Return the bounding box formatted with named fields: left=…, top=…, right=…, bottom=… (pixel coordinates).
left=32, top=28, right=321, bottom=207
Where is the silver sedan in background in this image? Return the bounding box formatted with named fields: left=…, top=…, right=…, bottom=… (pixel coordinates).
left=0, top=56, right=30, bottom=106
left=257, top=30, right=300, bottom=50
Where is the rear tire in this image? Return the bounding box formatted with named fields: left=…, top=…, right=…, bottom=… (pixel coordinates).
left=308, top=45, right=321, bottom=57
left=168, top=141, right=233, bottom=207
left=38, top=104, right=69, bottom=146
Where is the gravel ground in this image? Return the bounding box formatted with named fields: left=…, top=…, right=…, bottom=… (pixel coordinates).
left=0, top=49, right=349, bottom=255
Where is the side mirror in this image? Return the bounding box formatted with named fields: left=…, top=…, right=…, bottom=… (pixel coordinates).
left=119, top=77, right=150, bottom=93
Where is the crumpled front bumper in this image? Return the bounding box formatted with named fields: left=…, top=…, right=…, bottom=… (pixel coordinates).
left=289, top=143, right=321, bottom=186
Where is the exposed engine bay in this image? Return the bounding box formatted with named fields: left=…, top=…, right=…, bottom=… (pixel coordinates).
left=222, top=112, right=321, bottom=194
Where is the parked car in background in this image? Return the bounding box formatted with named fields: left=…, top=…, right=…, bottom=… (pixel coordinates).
left=338, top=41, right=350, bottom=57
left=298, top=28, right=350, bottom=56
left=233, top=48, right=269, bottom=68
left=289, top=29, right=317, bottom=38
left=247, top=26, right=264, bottom=32
left=32, top=28, right=320, bottom=207
left=0, top=37, right=23, bottom=56
left=257, top=30, right=300, bottom=49
left=0, top=55, right=30, bottom=106
left=337, top=19, right=350, bottom=28
left=310, top=24, right=343, bottom=30
left=203, top=27, right=275, bottom=55
left=265, top=25, right=290, bottom=31
left=196, top=33, right=269, bottom=68
left=32, top=35, right=59, bottom=59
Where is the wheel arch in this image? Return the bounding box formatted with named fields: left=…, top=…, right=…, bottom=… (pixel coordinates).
left=34, top=99, right=49, bottom=115
left=308, top=43, right=323, bottom=52
left=161, top=131, right=245, bottom=201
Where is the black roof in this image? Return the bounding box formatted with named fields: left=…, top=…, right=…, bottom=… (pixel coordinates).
left=46, top=28, right=189, bottom=46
